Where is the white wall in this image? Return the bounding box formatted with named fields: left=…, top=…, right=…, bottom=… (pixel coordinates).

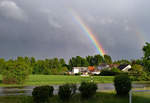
left=73, top=68, right=79, bottom=74
left=122, top=65, right=131, bottom=72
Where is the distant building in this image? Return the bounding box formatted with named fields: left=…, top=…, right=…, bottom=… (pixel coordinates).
left=72, top=67, right=88, bottom=74
left=88, top=66, right=100, bottom=75
left=97, top=63, right=110, bottom=71
left=109, top=64, right=119, bottom=68
left=88, top=66, right=95, bottom=72
left=118, top=64, right=131, bottom=72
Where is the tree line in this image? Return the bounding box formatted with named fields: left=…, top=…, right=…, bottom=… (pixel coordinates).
left=0, top=42, right=150, bottom=75
left=1, top=42, right=150, bottom=84
left=0, top=54, right=113, bottom=75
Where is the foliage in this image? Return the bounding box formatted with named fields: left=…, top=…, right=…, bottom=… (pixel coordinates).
left=113, top=59, right=131, bottom=65
left=142, top=42, right=150, bottom=72
left=69, top=56, right=89, bottom=68
left=100, top=68, right=121, bottom=76
left=69, top=54, right=105, bottom=68
left=58, top=84, right=77, bottom=101
left=32, top=58, right=68, bottom=75
left=2, top=61, right=31, bottom=84
left=0, top=58, right=5, bottom=74
left=32, top=86, right=54, bottom=103
left=79, top=82, right=97, bottom=99
left=1, top=92, right=150, bottom=103
left=104, top=55, right=112, bottom=64
left=86, top=55, right=105, bottom=66
left=129, top=64, right=150, bottom=81
left=114, top=74, right=132, bottom=96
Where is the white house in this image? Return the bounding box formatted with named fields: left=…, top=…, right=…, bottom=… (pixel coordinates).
left=118, top=64, right=132, bottom=72
left=72, top=67, right=88, bottom=74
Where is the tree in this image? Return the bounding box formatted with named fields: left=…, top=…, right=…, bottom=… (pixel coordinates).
left=59, top=58, right=66, bottom=67
left=86, top=56, right=93, bottom=66
left=143, top=42, right=150, bottom=60
left=113, top=59, right=131, bottom=65
left=30, top=57, right=36, bottom=66
left=104, top=55, right=112, bottom=64
left=2, top=61, right=31, bottom=84
left=94, top=54, right=104, bottom=66
left=143, top=42, right=150, bottom=71
left=76, top=56, right=82, bottom=67
left=129, top=64, right=150, bottom=81
left=81, top=58, right=89, bottom=67
left=0, top=58, right=5, bottom=73
left=129, top=64, right=144, bottom=76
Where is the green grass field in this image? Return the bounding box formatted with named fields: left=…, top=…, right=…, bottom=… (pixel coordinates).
left=0, top=75, right=114, bottom=87
left=0, top=75, right=149, bottom=87
left=0, top=92, right=149, bottom=103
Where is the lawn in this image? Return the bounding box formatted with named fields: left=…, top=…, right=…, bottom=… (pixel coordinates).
left=0, top=92, right=149, bottom=103
left=0, top=75, right=114, bottom=87
left=0, top=75, right=149, bottom=87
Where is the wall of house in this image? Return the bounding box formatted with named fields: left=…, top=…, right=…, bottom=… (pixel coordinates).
left=122, top=65, right=131, bottom=72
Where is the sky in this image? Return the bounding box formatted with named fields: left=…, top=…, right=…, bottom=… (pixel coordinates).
left=0, top=0, right=150, bottom=61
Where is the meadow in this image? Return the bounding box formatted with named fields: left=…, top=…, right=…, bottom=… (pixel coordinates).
left=0, top=92, right=149, bottom=103
left=0, top=75, right=149, bottom=87
left=0, top=75, right=114, bottom=87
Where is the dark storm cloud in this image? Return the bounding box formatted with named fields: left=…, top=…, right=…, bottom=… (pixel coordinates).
left=0, top=0, right=150, bottom=61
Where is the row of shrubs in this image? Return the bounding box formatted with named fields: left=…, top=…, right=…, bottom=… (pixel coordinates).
left=32, top=82, right=97, bottom=103
left=32, top=74, right=132, bottom=103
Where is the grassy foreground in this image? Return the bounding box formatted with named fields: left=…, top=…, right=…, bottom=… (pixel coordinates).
left=0, top=92, right=149, bottom=103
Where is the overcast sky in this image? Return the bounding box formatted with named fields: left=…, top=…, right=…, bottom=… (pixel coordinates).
left=0, top=0, right=150, bottom=61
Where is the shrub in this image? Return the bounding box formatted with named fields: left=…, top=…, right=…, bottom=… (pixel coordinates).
left=128, top=64, right=150, bottom=81
left=130, top=72, right=150, bottom=81
left=100, top=68, right=121, bottom=76
left=114, top=74, right=132, bottom=96
left=2, top=61, right=31, bottom=84
left=32, top=86, right=54, bottom=103
left=58, top=84, right=77, bottom=101
left=79, top=82, right=97, bottom=99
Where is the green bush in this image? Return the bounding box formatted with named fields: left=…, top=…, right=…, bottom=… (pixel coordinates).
left=32, top=86, right=54, bottom=103
left=114, top=74, right=132, bottom=96
left=128, top=64, right=150, bottom=81
left=100, top=68, right=121, bottom=76
left=58, top=84, right=77, bottom=101
left=130, top=72, right=150, bottom=81
left=79, top=82, right=97, bottom=99
left=2, top=61, right=31, bottom=84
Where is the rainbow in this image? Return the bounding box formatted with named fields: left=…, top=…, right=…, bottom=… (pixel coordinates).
left=129, top=22, right=147, bottom=47
left=71, top=11, right=106, bottom=56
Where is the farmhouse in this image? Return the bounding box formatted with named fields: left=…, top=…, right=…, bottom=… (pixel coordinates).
left=118, top=64, right=131, bottom=72
left=88, top=66, right=100, bottom=75
left=72, top=67, right=88, bottom=74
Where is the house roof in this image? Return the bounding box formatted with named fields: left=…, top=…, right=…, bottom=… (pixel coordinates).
left=99, top=63, right=108, bottom=67
left=88, top=66, right=95, bottom=71
left=118, top=64, right=130, bottom=70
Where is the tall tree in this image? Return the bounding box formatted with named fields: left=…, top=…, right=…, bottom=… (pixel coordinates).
left=143, top=42, right=150, bottom=60
left=143, top=42, right=150, bottom=71
left=104, top=55, right=112, bottom=64
left=94, top=54, right=104, bottom=66
left=59, top=58, right=66, bottom=67
left=0, top=58, right=5, bottom=73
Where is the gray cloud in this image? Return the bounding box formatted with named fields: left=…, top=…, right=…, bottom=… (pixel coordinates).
left=0, top=0, right=27, bottom=22
left=0, top=0, right=149, bottom=61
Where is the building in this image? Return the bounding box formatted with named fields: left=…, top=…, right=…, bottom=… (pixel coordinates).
left=118, top=64, right=132, bottom=72
left=97, top=63, right=110, bottom=71
left=72, top=67, right=88, bottom=74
